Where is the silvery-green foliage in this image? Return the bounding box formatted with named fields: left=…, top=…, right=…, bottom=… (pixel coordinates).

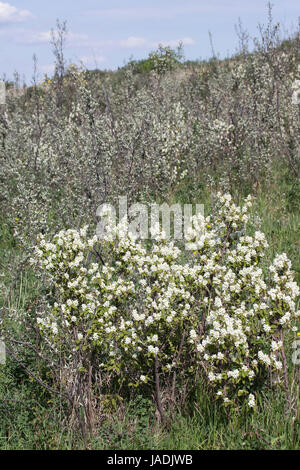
left=1, top=19, right=299, bottom=248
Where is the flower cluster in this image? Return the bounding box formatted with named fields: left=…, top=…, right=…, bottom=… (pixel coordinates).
left=292, top=65, right=300, bottom=105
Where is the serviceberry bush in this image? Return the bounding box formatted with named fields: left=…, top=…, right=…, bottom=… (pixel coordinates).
left=23, top=193, right=299, bottom=428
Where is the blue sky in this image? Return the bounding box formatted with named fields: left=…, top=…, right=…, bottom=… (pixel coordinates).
left=0, top=0, right=299, bottom=82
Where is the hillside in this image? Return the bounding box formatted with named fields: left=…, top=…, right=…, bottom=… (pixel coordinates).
left=0, top=21, right=300, bottom=450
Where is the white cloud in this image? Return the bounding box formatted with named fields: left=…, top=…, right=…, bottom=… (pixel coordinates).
left=151, top=37, right=196, bottom=48
left=21, top=30, right=89, bottom=45
left=83, top=7, right=168, bottom=20
left=26, top=30, right=52, bottom=44
left=83, top=2, right=278, bottom=20
left=0, top=28, right=88, bottom=45
left=82, top=6, right=198, bottom=20
left=0, top=24, right=195, bottom=65
left=90, top=36, right=194, bottom=50
left=79, top=55, right=106, bottom=65
left=0, top=1, right=32, bottom=23
left=179, top=37, right=196, bottom=46
left=120, top=37, right=146, bottom=48
left=40, top=64, right=55, bottom=74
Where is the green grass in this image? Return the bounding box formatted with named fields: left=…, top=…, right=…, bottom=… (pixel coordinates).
left=1, top=380, right=299, bottom=450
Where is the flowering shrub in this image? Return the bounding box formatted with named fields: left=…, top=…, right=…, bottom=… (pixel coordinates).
left=32, top=194, right=299, bottom=417
left=148, top=44, right=184, bottom=75
left=1, top=19, right=299, bottom=250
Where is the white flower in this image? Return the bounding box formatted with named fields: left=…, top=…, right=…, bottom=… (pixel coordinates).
left=208, top=372, right=216, bottom=382
left=189, top=329, right=197, bottom=340
left=148, top=345, right=159, bottom=355
left=228, top=369, right=239, bottom=379
left=248, top=393, right=255, bottom=408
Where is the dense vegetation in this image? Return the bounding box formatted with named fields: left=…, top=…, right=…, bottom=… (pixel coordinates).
left=0, top=12, right=299, bottom=449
